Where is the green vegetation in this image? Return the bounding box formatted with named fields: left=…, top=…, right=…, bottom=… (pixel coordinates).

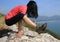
left=0, top=13, right=5, bottom=24
left=0, top=13, right=7, bottom=30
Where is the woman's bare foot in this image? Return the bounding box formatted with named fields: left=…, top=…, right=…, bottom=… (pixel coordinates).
left=16, top=32, right=23, bottom=38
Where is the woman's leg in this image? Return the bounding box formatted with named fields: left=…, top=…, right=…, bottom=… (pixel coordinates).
left=16, top=15, right=36, bottom=37
left=16, top=20, right=23, bottom=37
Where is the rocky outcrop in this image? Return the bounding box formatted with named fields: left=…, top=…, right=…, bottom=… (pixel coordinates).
left=0, top=25, right=60, bottom=42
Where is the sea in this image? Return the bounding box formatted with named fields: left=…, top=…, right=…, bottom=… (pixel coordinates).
left=37, top=20, right=60, bottom=36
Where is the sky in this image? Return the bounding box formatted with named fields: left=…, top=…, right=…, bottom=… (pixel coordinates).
left=0, top=0, right=60, bottom=16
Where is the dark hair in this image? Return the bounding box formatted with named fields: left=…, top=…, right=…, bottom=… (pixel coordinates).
left=27, top=0, right=38, bottom=18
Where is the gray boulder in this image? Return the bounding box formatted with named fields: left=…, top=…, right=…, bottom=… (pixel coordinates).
left=0, top=25, right=60, bottom=42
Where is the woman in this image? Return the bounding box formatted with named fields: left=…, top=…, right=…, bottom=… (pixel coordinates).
left=5, top=1, right=47, bottom=37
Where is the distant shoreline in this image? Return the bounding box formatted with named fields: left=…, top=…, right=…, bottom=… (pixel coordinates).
left=37, top=20, right=60, bottom=23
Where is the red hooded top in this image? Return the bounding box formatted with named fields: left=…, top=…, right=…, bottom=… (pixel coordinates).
left=5, top=5, right=27, bottom=20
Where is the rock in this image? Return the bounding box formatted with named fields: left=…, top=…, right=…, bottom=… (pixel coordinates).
left=21, top=27, right=39, bottom=37
left=32, top=33, right=60, bottom=42
left=7, top=25, right=18, bottom=32
left=0, top=36, right=8, bottom=42
left=0, top=25, right=60, bottom=42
